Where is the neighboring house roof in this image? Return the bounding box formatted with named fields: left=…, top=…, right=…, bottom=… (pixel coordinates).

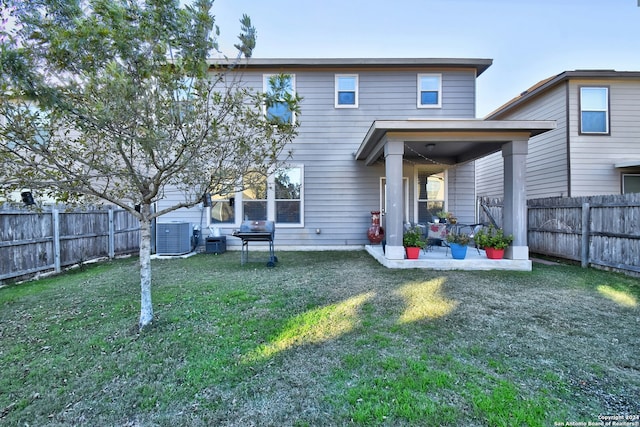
left=486, top=70, right=640, bottom=119
left=211, top=57, right=493, bottom=76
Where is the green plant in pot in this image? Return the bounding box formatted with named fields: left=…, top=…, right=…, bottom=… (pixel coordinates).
left=436, top=210, right=449, bottom=223
left=403, top=227, right=425, bottom=259
left=446, top=232, right=470, bottom=246
left=474, top=225, right=513, bottom=259
left=446, top=232, right=470, bottom=259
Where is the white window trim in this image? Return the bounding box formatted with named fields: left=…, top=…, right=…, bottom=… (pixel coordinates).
left=335, top=74, right=359, bottom=108
left=211, top=165, right=304, bottom=228
left=417, top=73, right=442, bottom=109
left=263, top=73, right=297, bottom=123
left=273, top=164, right=304, bottom=228
left=207, top=190, right=238, bottom=227
left=579, top=86, right=609, bottom=134
left=414, top=169, right=448, bottom=222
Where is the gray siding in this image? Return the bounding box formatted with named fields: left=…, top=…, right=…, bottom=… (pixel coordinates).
left=158, top=66, right=480, bottom=249
left=475, top=152, right=503, bottom=198
left=568, top=79, right=640, bottom=196
left=479, top=73, right=640, bottom=201
left=476, top=83, right=569, bottom=199
left=445, top=162, right=476, bottom=224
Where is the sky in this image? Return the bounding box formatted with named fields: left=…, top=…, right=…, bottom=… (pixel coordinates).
left=209, top=0, right=640, bottom=117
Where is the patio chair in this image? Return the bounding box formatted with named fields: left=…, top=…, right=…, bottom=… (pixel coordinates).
left=425, top=222, right=447, bottom=251
left=460, top=223, right=486, bottom=255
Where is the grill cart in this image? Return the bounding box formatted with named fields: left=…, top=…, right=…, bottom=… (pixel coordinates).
left=232, top=220, right=277, bottom=267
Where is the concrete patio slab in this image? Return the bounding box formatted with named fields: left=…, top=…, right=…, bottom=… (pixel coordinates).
left=365, top=244, right=532, bottom=271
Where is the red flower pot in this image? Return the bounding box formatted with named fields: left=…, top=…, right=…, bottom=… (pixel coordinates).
left=405, top=247, right=421, bottom=259
left=485, top=247, right=505, bottom=259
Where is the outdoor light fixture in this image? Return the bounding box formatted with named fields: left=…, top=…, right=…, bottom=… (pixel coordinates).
left=425, top=143, right=436, bottom=152
left=21, top=191, right=35, bottom=205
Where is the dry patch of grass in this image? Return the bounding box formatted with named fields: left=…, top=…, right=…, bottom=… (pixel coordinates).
left=1, top=250, right=639, bottom=426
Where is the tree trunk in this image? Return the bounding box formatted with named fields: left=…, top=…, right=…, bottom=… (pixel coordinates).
left=138, top=206, right=153, bottom=331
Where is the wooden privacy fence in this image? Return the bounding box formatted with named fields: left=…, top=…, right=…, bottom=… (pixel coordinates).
left=478, top=194, right=640, bottom=275
left=0, top=205, right=140, bottom=282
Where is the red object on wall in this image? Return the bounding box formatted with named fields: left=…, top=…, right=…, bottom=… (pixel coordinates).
left=367, top=211, right=385, bottom=244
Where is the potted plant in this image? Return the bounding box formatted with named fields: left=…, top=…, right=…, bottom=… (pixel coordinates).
left=474, top=225, right=513, bottom=259
left=403, top=227, right=425, bottom=259
left=436, top=210, right=449, bottom=224
left=446, top=232, right=470, bottom=259
left=434, top=210, right=458, bottom=224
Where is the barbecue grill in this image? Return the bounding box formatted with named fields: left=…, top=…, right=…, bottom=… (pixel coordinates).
left=232, top=220, right=277, bottom=267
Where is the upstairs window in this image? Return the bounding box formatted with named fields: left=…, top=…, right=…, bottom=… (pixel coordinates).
left=264, top=74, right=295, bottom=124
left=172, top=77, right=196, bottom=121
left=580, top=87, right=609, bottom=134
left=4, top=104, right=50, bottom=148
left=335, top=74, right=358, bottom=108
left=417, top=74, right=442, bottom=108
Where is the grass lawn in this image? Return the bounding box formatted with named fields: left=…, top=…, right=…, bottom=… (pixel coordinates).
left=1, top=250, right=639, bottom=426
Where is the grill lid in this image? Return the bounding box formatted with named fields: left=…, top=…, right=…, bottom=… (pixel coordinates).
left=239, top=220, right=274, bottom=233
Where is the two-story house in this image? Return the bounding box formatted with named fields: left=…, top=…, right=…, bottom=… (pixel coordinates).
left=157, top=58, right=554, bottom=266
left=477, top=70, right=640, bottom=199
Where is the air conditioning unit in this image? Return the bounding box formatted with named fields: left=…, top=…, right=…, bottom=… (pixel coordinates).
left=156, top=222, right=191, bottom=255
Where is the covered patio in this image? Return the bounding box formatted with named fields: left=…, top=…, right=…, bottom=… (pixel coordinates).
left=355, top=119, right=556, bottom=270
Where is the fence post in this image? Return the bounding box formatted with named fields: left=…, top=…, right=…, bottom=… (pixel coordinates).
left=52, top=208, right=61, bottom=273
left=108, top=208, right=115, bottom=259
left=581, top=202, right=590, bottom=268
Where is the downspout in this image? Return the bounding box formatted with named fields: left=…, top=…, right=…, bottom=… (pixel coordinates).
left=565, top=81, right=572, bottom=197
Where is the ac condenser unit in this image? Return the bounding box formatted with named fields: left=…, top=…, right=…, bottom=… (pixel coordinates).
left=156, top=222, right=191, bottom=255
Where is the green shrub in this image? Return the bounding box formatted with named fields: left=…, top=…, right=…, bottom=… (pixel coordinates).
left=403, top=227, right=425, bottom=248
left=446, top=232, right=470, bottom=245
left=474, top=225, right=513, bottom=250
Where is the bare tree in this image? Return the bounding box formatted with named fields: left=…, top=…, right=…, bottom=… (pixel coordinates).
left=0, top=0, right=300, bottom=330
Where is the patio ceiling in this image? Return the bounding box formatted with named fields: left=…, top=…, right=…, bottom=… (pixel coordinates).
left=355, top=119, right=557, bottom=166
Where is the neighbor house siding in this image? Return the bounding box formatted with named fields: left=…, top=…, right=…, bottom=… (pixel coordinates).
left=476, top=82, right=569, bottom=199
left=158, top=65, right=480, bottom=248
left=568, top=78, right=640, bottom=196
left=480, top=72, right=640, bottom=201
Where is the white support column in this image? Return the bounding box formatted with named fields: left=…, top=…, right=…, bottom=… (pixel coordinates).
left=384, top=138, right=405, bottom=260
left=502, top=139, right=529, bottom=260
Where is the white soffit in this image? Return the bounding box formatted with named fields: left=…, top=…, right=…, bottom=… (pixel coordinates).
left=615, top=160, right=640, bottom=168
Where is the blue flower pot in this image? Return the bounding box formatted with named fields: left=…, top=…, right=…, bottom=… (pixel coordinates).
left=450, top=243, right=467, bottom=260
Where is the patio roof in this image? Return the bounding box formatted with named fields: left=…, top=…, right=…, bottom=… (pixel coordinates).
left=356, top=118, right=556, bottom=266
left=355, top=119, right=556, bottom=166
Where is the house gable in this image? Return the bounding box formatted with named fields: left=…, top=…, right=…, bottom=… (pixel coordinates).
left=481, top=70, right=640, bottom=198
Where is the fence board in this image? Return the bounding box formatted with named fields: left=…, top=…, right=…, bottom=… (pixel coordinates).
left=479, top=193, right=640, bottom=276
left=0, top=205, right=140, bottom=282
left=113, top=209, right=141, bottom=256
